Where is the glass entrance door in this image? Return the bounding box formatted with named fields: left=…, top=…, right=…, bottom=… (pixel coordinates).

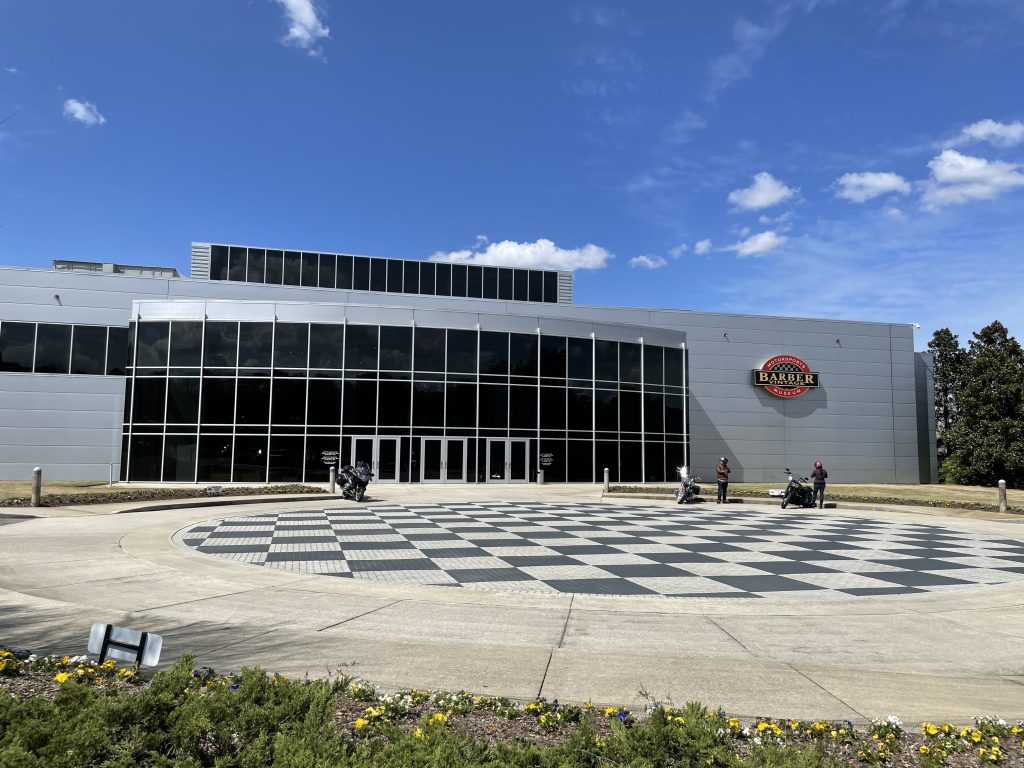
left=420, top=438, right=466, bottom=483
left=348, top=437, right=400, bottom=483
left=486, top=439, right=506, bottom=482
left=509, top=439, right=529, bottom=483
left=422, top=438, right=443, bottom=482
left=487, top=439, right=531, bottom=483
left=445, top=439, right=466, bottom=482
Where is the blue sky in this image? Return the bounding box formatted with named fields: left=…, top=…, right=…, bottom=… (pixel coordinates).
left=2, top=0, right=1023, bottom=346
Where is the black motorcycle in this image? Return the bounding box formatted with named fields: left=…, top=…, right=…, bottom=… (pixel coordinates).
left=339, top=461, right=373, bottom=502
left=781, top=468, right=814, bottom=509
left=673, top=467, right=702, bottom=504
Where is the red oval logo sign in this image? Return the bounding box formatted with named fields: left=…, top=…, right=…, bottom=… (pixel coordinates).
left=753, top=355, right=820, bottom=398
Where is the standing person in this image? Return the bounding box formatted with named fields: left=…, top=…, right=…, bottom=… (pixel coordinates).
left=811, top=460, right=828, bottom=508
left=716, top=457, right=730, bottom=503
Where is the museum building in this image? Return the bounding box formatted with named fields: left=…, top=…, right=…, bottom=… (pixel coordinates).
left=0, top=242, right=937, bottom=485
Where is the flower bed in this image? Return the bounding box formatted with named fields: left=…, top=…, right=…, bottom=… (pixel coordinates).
left=1, top=648, right=1022, bottom=766
left=0, top=483, right=327, bottom=508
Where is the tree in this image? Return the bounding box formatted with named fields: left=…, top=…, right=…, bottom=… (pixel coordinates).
left=927, top=328, right=966, bottom=463
left=940, top=321, right=1024, bottom=486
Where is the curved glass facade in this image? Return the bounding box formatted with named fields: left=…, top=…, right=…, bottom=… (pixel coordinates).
left=122, top=320, right=687, bottom=484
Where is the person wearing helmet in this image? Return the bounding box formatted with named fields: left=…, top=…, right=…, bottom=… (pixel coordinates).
left=811, top=460, right=828, bottom=508
left=715, top=457, right=731, bottom=503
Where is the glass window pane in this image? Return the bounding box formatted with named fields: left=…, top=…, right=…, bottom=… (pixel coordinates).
left=543, top=271, right=558, bottom=303
left=412, top=382, right=444, bottom=426
left=619, top=342, right=642, bottom=383
left=482, top=267, right=497, bottom=299
left=567, top=338, right=592, bottom=380
left=204, top=322, right=238, bottom=367
left=238, top=322, right=273, bottom=367
left=352, top=256, right=370, bottom=290
left=478, top=384, right=508, bottom=428
left=342, top=380, right=376, bottom=426
left=247, top=248, right=266, bottom=283
left=166, top=377, right=200, bottom=423
left=540, top=336, right=566, bottom=379
left=467, top=265, right=483, bottom=298
left=595, top=340, right=617, bottom=381
left=451, top=264, right=467, bottom=297
left=71, top=325, right=107, bottom=375
left=620, top=391, right=642, bottom=432
left=513, top=270, right=528, bottom=301
left=620, top=441, right=642, bottom=481
left=665, top=395, right=685, bottom=435
left=210, top=245, right=228, bottom=281
left=414, top=328, right=445, bottom=371
left=305, top=436, right=339, bottom=483
left=272, top=378, right=306, bottom=425
left=540, top=386, right=565, bottom=429
left=528, top=271, right=543, bottom=302
left=345, top=325, right=378, bottom=370
left=596, top=440, right=618, bottom=483
left=301, top=252, right=319, bottom=286
left=0, top=322, right=34, bottom=373
left=169, top=321, right=203, bottom=367
left=539, top=439, right=565, bottom=482
left=435, top=263, right=451, bottom=297
left=197, top=435, right=232, bottom=482
left=128, top=435, right=163, bottom=481
left=265, top=249, right=284, bottom=284
left=268, top=436, right=303, bottom=482
left=665, top=348, right=684, bottom=387
left=644, top=393, right=665, bottom=432
left=228, top=246, right=247, bottom=281
left=644, top=345, right=664, bottom=385
left=645, top=442, right=665, bottom=482
left=236, top=378, right=271, bottom=425
left=419, top=262, right=436, bottom=295
left=273, top=323, right=309, bottom=368
left=336, top=255, right=353, bottom=289
left=309, top=323, right=345, bottom=369
left=567, top=440, right=593, bottom=482
left=136, top=322, right=170, bottom=367
left=568, top=388, right=592, bottom=430
left=509, top=385, right=536, bottom=429
left=446, top=329, right=476, bottom=373
left=233, top=436, right=268, bottom=482
left=387, top=259, right=403, bottom=292
left=509, top=333, right=537, bottom=376
left=132, top=378, right=166, bottom=423
left=479, top=331, right=508, bottom=375
left=317, top=253, right=336, bottom=288
left=283, top=251, right=301, bottom=285
left=378, top=381, right=411, bottom=425
left=445, top=383, right=476, bottom=427
left=106, top=327, right=129, bottom=375
left=403, top=261, right=419, bottom=294
left=200, top=378, right=235, bottom=424
left=163, top=435, right=197, bottom=482
left=498, top=268, right=513, bottom=300
left=380, top=326, right=412, bottom=371
left=595, top=389, right=618, bottom=431
left=34, top=324, right=71, bottom=373
left=370, top=258, right=387, bottom=292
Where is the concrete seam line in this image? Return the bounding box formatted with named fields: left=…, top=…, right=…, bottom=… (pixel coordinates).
left=131, top=587, right=270, bottom=613
left=788, top=665, right=868, bottom=720
left=912, top=608, right=1024, bottom=642
left=198, top=628, right=278, bottom=656
left=535, top=651, right=554, bottom=701
left=536, top=595, right=574, bottom=699
left=705, top=617, right=756, bottom=656
left=19, top=569, right=170, bottom=591
left=316, top=599, right=404, bottom=632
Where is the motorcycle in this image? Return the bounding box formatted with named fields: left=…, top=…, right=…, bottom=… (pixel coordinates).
left=781, top=468, right=815, bottom=509
left=673, top=466, right=702, bottom=504
left=339, top=460, right=373, bottom=502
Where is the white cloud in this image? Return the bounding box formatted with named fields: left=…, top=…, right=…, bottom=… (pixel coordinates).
left=834, top=171, right=911, bottom=203
left=629, top=254, right=667, bottom=269
left=882, top=205, right=906, bottom=221
left=921, top=149, right=1024, bottom=210
left=3, top=67, right=18, bottom=75
left=430, top=238, right=613, bottom=271
left=62, top=99, right=106, bottom=126
left=725, top=230, right=787, bottom=257
left=668, top=244, right=688, bottom=259
left=664, top=110, right=705, bottom=144
left=694, top=239, right=712, bottom=255
left=273, top=0, right=330, bottom=57
left=948, top=119, right=1024, bottom=149
left=709, top=15, right=787, bottom=97
left=727, top=172, right=796, bottom=210
left=758, top=210, right=794, bottom=225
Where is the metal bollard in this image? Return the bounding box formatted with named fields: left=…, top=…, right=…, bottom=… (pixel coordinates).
left=31, top=467, right=42, bottom=508
left=329, top=466, right=337, bottom=494
left=109, top=463, right=114, bottom=487
left=537, top=469, right=545, bottom=485
left=603, top=467, right=610, bottom=492
left=998, top=479, right=1008, bottom=514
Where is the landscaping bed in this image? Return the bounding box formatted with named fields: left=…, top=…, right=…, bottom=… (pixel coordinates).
left=0, top=483, right=327, bottom=508
left=1, top=648, right=1022, bottom=766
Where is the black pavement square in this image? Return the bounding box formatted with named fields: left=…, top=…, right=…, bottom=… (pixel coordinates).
left=264, top=551, right=347, bottom=562
left=348, top=558, right=440, bottom=572
left=745, top=561, right=838, bottom=575
left=339, top=541, right=416, bottom=551
left=712, top=575, right=823, bottom=592
left=599, top=563, right=695, bottom=578
left=417, top=547, right=492, bottom=559
left=499, top=555, right=582, bottom=567
left=543, top=578, right=656, bottom=595
left=859, top=571, right=973, bottom=587
left=643, top=551, right=721, bottom=563
left=448, top=568, right=537, bottom=583
left=271, top=536, right=339, bottom=545
left=550, top=544, right=621, bottom=555
left=198, top=544, right=270, bottom=553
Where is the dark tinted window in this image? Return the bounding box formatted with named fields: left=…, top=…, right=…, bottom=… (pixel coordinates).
left=128, top=435, right=163, bottom=481
left=233, top=436, right=268, bottom=482
left=498, top=268, right=513, bottom=300
left=478, top=384, right=507, bottom=428
left=446, top=383, right=476, bottom=427
left=509, top=385, right=536, bottom=429
left=163, top=435, right=197, bottom=482
left=567, top=338, right=592, bottom=379
left=353, top=257, right=370, bottom=291
left=283, top=251, right=301, bottom=285
left=620, top=391, right=642, bottom=432
left=378, top=381, right=410, bottom=425
left=106, top=327, right=129, bottom=375
left=387, top=259, right=403, bottom=292
left=403, top=261, right=419, bottom=294
left=412, top=382, right=444, bottom=426
left=301, top=253, right=319, bottom=286
left=595, top=389, right=618, bottom=431
left=414, top=328, right=445, bottom=371
left=513, top=270, right=528, bottom=302
left=643, top=345, right=663, bottom=385
left=543, top=272, right=558, bottom=303
left=272, top=378, right=306, bottom=424
left=247, top=248, right=266, bottom=283
left=265, top=249, right=284, bottom=284
left=665, top=395, right=685, bottom=434
left=210, top=245, right=228, bottom=281
left=309, top=323, right=345, bottom=369
left=228, top=246, right=247, bottom=281
left=0, top=322, right=35, bottom=373
left=380, top=326, right=412, bottom=371
left=197, top=435, right=232, bottom=482
left=540, top=386, right=565, bottom=429
left=595, top=340, right=618, bottom=381
left=644, top=393, right=665, bottom=432
left=619, top=343, right=642, bottom=383
left=336, top=255, right=353, bottom=289
left=318, top=253, right=336, bottom=288
left=169, top=321, right=203, bottom=367
left=665, top=347, right=684, bottom=387
left=204, top=322, right=238, bottom=367
left=307, top=379, right=341, bottom=425
left=238, top=322, right=273, bottom=367
left=529, top=271, right=543, bottom=302
left=201, top=378, right=235, bottom=424
left=273, top=323, right=309, bottom=368
left=34, top=324, right=72, bottom=374
left=419, top=262, right=436, bottom=295
left=268, top=436, right=303, bottom=482
left=435, top=263, right=451, bottom=296
left=166, top=377, right=200, bottom=423
left=345, top=325, right=378, bottom=370
left=451, top=264, right=467, bottom=297
left=467, top=265, right=483, bottom=298
left=479, top=332, right=508, bottom=375
left=342, top=380, right=376, bottom=425
left=482, top=267, right=497, bottom=299
left=446, top=329, right=477, bottom=373
left=568, top=388, right=592, bottom=430
left=236, top=379, right=270, bottom=424
left=567, top=440, right=593, bottom=482
left=71, top=325, right=107, bottom=375
left=370, top=259, right=387, bottom=292
left=540, top=336, right=566, bottom=378
left=509, top=333, right=537, bottom=376
left=136, top=322, right=170, bottom=367
left=132, top=378, right=166, bottom=423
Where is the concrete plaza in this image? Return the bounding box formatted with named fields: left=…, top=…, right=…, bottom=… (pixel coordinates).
left=1, top=484, right=1023, bottom=721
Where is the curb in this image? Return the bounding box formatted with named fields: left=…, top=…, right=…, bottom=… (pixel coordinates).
left=1, top=494, right=338, bottom=517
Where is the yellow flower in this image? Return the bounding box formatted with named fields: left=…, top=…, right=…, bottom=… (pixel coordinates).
left=604, top=707, right=618, bottom=717
left=414, top=727, right=424, bottom=739
left=972, top=731, right=982, bottom=743
left=0, top=660, right=6, bottom=673
left=60, top=656, right=70, bottom=665
left=926, top=723, right=939, bottom=736
left=789, top=720, right=800, bottom=729
left=354, top=718, right=368, bottom=730
left=771, top=724, right=782, bottom=736
left=991, top=736, right=999, bottom=743
left=117, top=668, right=134, bottom=678
left=101, top=660, right=116, bottom=670
left=674, top=716, right=686, bottom=726
left=757, top=722, right=769, bottom=732
left=0, top=650, right=10, bottom=658
left=431, top=712, right=448, bottom=723
left=728, top=718, right=740, bottom=729
left=830, top=730, right=838, bottom=738
left=54, top=672, right=70, bottom=683
left=919, top=746, right=930, bottom=755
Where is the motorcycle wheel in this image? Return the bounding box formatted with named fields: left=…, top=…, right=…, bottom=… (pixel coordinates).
left=357, top=488, right=365, bottom=502
left=781, top=499, right=788, bottom=509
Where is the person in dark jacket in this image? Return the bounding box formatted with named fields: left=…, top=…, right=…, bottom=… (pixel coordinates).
left=715, top=457, right=730, bottom=503
left=811, top=460, right=828, bottom=508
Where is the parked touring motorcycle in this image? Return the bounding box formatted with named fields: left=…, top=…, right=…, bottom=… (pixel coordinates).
left=339, top=461, right=373, bottom=502
left=780, top=468, right=815, bottom=509
left=673, top=466, right=702, bottom=504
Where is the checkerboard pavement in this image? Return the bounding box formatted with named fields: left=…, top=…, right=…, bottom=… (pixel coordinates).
left=178, top=502, right=1024, bottom=599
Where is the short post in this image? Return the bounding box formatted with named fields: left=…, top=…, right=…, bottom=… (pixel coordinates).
left=603, top=467, right=610, bottom=492
left=31, top=467, right=42, bottom=508
left=329, top=465, right=337, bottom=494
left=537, top=469, right=545, bottom=485
left=108, top=463, right=114, bottom=487
left=998, top=479, right=1008, bottom=514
